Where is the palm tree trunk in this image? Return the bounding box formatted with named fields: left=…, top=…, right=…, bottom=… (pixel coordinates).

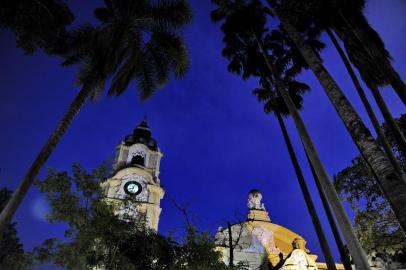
left=254, top=33, right=371, bottom=270
left=0, top=85, right=92, bottom=233
left=388, top=68, right=406, bottom=106
left=337, top=11, right=406, bottom=106
left=275, top=110, right=337, bottom=270
left=268, top=2, right=406, bottom=237
left=326, top=29, right=406, bottom=181
left=335, top=14, right=406, bottom=156
left=369, top=85, right=406, bottom=158
left=305, top=152, right=353, bottom=270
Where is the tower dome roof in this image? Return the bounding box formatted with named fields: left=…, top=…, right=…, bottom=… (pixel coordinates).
left=248, top=189, right=262, bottom=195
left=124, top=119, right=158, bottom=150
left=133, top=119, right=152, bottom=138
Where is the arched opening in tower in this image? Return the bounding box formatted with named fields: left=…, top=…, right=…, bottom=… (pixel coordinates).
left=131, top=155, right=145, bottom=166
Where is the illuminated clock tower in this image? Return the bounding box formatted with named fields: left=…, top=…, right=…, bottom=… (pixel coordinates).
left=101, top=119, right=165, bottom=231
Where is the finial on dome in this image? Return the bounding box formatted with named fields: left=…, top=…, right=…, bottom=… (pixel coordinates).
left=247, top=189, right=266, bottom=210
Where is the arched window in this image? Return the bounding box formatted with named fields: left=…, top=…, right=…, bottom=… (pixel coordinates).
left=131, top=155, right=145, bottom=166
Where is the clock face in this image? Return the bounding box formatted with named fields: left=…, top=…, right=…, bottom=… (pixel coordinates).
left=117, top=174, right=149, bottom=200
left=123, top=181, right=142, bottom=196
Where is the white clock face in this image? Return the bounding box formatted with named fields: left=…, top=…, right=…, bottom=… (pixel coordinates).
left=118, top=174, right=149, bottom=200
left=124, top=181, right=142, bottom=195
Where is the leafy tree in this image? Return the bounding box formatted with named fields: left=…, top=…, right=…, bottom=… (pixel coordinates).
left=334, top=115, right=406, bottom=254
left=0, top=0, right=192, bottom=233
left=177, top=227, right=229, bottom=270
left=0, top=188, right=31, bottom=270
left=32, top=164, right=234, bottom=270
left=0, top=0, right=74, bottom=54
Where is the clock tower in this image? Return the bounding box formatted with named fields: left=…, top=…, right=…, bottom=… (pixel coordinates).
left=101, top=119, right=165, bottom=231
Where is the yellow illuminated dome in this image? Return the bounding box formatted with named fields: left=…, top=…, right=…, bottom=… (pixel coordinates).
left=215, top=190, right=344, bottom=270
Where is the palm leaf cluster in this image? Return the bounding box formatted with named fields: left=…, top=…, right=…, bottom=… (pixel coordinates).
left=0, top=0, right=74, bottom=54
left=211, top=0, right=323, bottom=116
left=60, top=0, right=192, bottom=100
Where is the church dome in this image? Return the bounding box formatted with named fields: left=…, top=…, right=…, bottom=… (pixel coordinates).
left=215, top=190, right=328, bottom=270
left=124, top=119, right=158, bottom=150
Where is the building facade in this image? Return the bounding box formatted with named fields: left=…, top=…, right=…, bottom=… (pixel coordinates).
left=101, top=119, right=164, bottom=231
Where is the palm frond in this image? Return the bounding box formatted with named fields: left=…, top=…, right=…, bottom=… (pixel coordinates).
left=151, top=0, right=192, bottom=31
left=108, top=52, right=139, bottom=96
left=135, top=50, right=158, bottom=100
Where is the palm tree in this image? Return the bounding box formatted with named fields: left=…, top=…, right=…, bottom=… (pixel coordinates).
left=304, top=152, right=353, bottom=270
left=0, top=0, right=192, bottom=233
left=255, top=79, right=339, bottom=270
left=335, top=1, right=406, bottom=104
left=334, top=15, right=406, bottom=158
left=265, top=0, right=406, bottom=237
left=211, top=2, right=352, bottom=269
left=326, top=29, right=406, bottom=182
left=254, top=30, right=351, bottom=269
left=332, top=0, right=406, bottom=162
left=0, top=0, right=74, bottom=54
left=278, top=0, right=406, bottom=162
left=255, top=34, right=371, bottom=270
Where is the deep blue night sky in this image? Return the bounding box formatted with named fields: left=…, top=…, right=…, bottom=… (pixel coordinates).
left=1, top=0, right=405, bottom=268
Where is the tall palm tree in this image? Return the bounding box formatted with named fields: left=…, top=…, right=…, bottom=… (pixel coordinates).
left=254, top=79, right=339, bottom=270
left=326, top=29, right=406, bottom=181
left=334, top=16, right=406, bottom=158
left=278, top=0, right=406, bottom=161
left=0, top=0, right=192, bottom=233
left=265, top=0, right=406, bottom=236
left=211, top=2, right=351, bottom=269
left=254, top=29, right=351, bottom=269
left=335, top=1, right=406, bottom=104
left=304, top=152, right=353, bottom=270
left=255, top=34, right=371, bottom=270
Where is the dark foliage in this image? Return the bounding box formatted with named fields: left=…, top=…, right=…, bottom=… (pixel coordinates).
left=0, top=188, right=31, bottom=269
left=211, top=0, right=324, bottom=115
left=334, top=115, right=406, bottom=254
left=59, top=0, right=192, bottom=100
left=32, top=164, right=233, bottom=270
left=0, top=0, right=74, bottom=54
left=276, top=0, right=396, bottom=91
